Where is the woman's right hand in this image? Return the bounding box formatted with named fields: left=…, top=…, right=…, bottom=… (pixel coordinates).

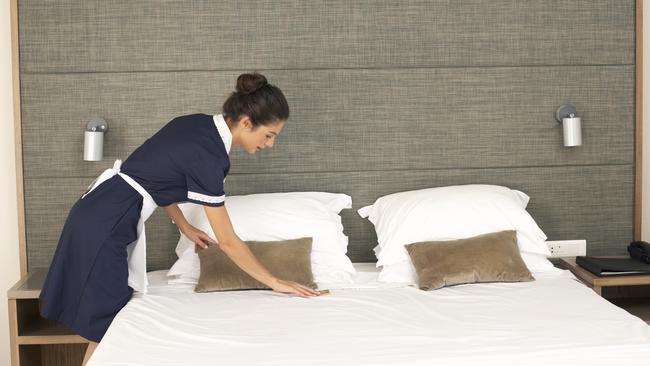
left=179, top=223, right=216, bottom=251
left=270, top=278, right=320, bottom=298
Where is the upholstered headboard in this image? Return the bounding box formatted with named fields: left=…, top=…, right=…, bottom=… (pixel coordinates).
left=17, top=0, right=637, bottom=271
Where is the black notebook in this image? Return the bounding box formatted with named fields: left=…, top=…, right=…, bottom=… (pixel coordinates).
left=576, top=256, right=650, bottom=277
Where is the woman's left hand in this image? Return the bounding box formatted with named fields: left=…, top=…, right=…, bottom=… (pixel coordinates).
left=179, top=224, right=216, bottom=251
left=270, top=278, right=320, bottom=298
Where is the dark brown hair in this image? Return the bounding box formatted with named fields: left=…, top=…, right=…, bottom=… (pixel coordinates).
left=222, top=73, right=290, bottom=127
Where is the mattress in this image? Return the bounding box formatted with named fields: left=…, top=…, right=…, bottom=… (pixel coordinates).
left=89, top=264, right=650, bottom=366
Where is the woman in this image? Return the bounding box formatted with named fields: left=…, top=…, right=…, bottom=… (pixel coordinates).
left=39, top=72, right=319, bottom=364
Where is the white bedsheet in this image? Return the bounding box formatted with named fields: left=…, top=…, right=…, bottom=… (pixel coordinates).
left=89, top=265, right=650, bottom=366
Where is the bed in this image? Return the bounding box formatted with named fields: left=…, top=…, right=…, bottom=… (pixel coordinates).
left=88, top=263, right=650, bottom=366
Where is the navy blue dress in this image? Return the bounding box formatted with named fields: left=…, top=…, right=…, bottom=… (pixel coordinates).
left=40, top=114, right=230, bottom=342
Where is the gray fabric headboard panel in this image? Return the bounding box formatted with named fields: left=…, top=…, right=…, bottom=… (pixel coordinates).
left=18, top=1, right=636, bottom=270
left=25, top=166, right=633, bottom=270
left=19, top=1, right=633, bottom=72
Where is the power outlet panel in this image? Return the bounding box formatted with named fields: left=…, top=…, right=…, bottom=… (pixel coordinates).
left=546, top=240, right=587, bottom=258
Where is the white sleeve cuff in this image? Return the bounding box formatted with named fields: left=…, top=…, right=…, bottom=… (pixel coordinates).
left=187, top=191, right=225, bottom=204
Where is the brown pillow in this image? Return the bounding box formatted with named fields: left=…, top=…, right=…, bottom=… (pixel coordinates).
left=405, top=230, right=534, bottom=290
left=195, top=237, right=316, bottom=293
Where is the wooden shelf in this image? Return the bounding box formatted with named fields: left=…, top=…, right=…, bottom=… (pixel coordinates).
left=8, top=269, right=89, bottom=365
left=17, top=334, right=88, bottom=346
left=558, top=257, right=650, bottom=287
left=7, top=269, right=46, bottom=299
left=18, top=317, right=87, bottom=344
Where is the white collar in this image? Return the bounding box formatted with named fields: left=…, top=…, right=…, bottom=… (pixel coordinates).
left=213, top=114, right=232, bottom=155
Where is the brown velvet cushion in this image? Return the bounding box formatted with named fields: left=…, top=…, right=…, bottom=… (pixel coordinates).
left=195, top=237, right=316, bottom=292
left=405, top=230, right=534, bottom=290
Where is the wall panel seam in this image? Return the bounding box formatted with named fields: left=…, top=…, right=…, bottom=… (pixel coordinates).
left=19, top=64, right=637, bottom=76
left=21, top=163, right=636, bottom=181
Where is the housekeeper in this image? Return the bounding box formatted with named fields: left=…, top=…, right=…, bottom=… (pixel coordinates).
left=39, top=72, right=319, bottom=364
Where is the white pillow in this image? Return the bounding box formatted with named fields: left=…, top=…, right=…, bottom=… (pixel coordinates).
left=358, top=184, right=550, bottom=268
left=315, top=263, right=409, bottom=289
left=167, top=192, right=356, bottom=284
left=376, top=252, right=556, bottom=285
left=520, top=251, right=555, bottom=273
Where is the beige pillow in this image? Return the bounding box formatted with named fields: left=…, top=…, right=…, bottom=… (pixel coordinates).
left=405, top=230, right=534, bottom=290
left=195, top=237, right=316, bottom=292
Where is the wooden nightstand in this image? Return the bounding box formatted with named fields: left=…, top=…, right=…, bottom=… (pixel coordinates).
left=7, top=269, right=88, bottom=366
left=558, top=257, right=650, bottom=324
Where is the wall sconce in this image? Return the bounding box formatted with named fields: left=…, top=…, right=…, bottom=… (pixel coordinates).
left=84, top=117, right=108, bottom=161
left=554, top=104, right=582, bottom=147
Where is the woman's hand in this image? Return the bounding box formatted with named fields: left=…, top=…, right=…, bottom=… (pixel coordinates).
left=179, top=223, right=216, bottom=250
left=269, top=278, right=320, bottom=298
left=164, top=204, right=214, bottom=251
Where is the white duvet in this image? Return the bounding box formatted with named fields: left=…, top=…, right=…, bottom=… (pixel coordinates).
left=89, top=265, right=650, bottom=366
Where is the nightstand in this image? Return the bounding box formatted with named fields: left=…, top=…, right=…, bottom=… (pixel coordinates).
left=7, top=269, right=88, bottom=366
left=558, top=257, right=650, bottom=324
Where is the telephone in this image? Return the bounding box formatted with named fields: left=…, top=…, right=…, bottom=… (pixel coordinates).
left=628, top=241, right=650, bottom=264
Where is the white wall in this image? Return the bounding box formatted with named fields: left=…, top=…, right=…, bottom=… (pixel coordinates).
left=641, top=0, right=650, bottom=241
left=1, top=0, right=21, bottom=365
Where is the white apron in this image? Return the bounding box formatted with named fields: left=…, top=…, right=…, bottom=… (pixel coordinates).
left=82, top=159, right=157, bottom=294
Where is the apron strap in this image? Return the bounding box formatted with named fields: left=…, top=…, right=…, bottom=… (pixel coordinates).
left=81, top=159, right=123, bottom=199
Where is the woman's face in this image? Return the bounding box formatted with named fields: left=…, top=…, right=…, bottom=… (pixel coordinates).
left=240, top=118, right=285, bottom=154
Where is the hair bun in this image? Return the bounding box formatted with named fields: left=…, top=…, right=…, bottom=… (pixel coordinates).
left=236, top=72, right=268, bottom=94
